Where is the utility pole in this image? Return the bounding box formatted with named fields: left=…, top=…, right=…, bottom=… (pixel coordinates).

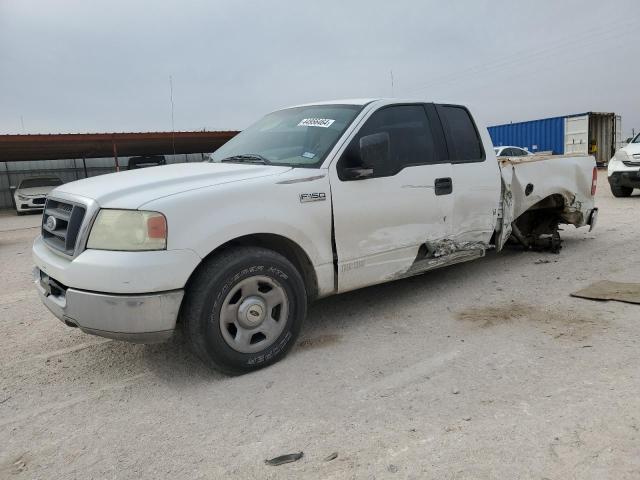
left=169, top=75, right=176, bottom=157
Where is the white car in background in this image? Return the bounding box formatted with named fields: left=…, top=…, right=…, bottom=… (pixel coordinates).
left=494, top=146, right=533, bottom=157
left=608, top=132, right=640, bottom=197
left=12, top=176, right=63, bottom=214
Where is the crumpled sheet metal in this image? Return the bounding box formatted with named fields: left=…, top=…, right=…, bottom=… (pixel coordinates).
left=571, top=280, right=640, bottom=305
left=500, top=155, right=594, bottom=227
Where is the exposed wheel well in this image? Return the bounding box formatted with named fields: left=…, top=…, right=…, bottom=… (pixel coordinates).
left=525, top=193, right=566, bottom=212
left=185, top=234, right=319, bottom=302
left=514, top=194, right=566, bottom=236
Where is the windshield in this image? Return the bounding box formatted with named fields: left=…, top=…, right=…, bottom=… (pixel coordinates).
left=632, top=133, right=640, bottom=144
left=19, top=177, right=62, bottom=189
left=210, top=104, right=363, bottom=167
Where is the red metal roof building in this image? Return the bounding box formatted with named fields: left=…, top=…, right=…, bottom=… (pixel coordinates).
left=0, top=131, right=238, bottom=163
left=0, top=131, right=239, bottom=209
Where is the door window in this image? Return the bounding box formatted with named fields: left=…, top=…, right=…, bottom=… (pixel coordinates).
left=339, top=105, right=441, bottom=179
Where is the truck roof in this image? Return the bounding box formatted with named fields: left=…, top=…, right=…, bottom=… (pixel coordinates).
left=285, top=98, right=460, bottom=109
left=287, top=98, right=380, bottom=108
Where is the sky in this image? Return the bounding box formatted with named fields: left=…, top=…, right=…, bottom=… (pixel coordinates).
left=1, top=0, right=638, bottom=137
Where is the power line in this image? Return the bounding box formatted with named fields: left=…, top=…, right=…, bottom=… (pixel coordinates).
left=402, top=15, right=639, bottom=96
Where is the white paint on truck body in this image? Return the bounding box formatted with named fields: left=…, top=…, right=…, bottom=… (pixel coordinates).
left=32, top=98, right=598, bottom=341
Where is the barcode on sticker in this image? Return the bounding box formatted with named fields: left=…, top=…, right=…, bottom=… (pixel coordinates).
left=298, top=118, right=335, bottom=128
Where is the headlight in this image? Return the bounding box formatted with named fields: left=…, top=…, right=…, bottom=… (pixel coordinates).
left=17, top=194, right=29, bottom=201
left=87, top=210, right=167, bottom=251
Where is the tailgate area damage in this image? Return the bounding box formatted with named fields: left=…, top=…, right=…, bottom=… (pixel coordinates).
left=498, top=155, right=597, bottom=253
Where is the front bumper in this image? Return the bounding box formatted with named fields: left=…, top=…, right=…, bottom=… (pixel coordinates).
left=608, top=170, right=640, bottom=189
left=16, top=196, right=46, bottom=212
left=34, top=267, right=183, bottom=343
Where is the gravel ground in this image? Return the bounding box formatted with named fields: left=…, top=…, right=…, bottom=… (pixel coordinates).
left=1, top=173, right=640, bottom=479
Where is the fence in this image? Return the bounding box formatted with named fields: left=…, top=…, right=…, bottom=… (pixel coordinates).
left=1, top=153, right=207, bottom=210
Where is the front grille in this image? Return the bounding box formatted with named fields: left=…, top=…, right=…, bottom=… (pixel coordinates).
left=42, top=199, right=86, bottom=255
left=32, top=197, right=46, bottom=205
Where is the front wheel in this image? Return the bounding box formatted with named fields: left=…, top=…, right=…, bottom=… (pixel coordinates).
left=610, top=184, right=633, bottom=197
left=182, top=247, right=307, bottom=374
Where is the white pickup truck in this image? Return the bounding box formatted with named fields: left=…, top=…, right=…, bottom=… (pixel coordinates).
left=33, top=99, right=598, bottom=373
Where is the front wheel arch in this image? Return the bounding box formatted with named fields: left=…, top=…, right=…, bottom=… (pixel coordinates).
left=184, top=233, right=318, bottom=306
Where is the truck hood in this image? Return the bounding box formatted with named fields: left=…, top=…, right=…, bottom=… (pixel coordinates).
left=53, top=162, right=292, bottom=208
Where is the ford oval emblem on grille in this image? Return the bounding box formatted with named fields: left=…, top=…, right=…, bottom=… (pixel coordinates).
left=45, top=216, right=57, bottom=231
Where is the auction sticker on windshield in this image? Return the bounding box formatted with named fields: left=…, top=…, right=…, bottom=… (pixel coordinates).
left=298, top=118, right=335, bottom=128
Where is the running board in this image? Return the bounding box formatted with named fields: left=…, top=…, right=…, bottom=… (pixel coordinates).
left=397, top=248, right=486, bottom=280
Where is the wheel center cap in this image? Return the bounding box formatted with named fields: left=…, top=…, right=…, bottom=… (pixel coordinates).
left=237, top=296, right=266, bottom=328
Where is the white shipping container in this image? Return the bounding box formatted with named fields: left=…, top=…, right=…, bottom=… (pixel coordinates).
left=563, top=113, right=621, bottom=165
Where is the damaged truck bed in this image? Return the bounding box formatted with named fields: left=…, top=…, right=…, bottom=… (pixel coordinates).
left=497, top=154, right=598, bottom=253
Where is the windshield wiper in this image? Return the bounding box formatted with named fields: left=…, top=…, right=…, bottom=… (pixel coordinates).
left=219, top=154, right=272, bottom=165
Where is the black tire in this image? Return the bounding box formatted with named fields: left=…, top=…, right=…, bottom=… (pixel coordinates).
left=610, top=184, right=633, bottom=197
left=182, top=246, right=307, bottom=374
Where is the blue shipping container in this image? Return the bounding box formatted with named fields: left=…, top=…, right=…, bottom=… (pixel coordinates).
left=488, top=116, right=567, bottom=154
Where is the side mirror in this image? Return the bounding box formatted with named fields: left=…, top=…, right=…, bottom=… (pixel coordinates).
left=360, top=132, right=390, bottom=173
left=9, top=186, right=17, bottom=193
left=340, top=132, right=391, bottom=181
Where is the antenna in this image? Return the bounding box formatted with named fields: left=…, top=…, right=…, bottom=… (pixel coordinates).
left=169, top=75, right=176, bottom=156
left=390, top=70, right=394, bottom=97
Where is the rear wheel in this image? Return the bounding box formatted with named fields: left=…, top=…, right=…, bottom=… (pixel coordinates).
left=182, top=246, right=307, bottom=374
left=610, top=184, right=633, bottom=197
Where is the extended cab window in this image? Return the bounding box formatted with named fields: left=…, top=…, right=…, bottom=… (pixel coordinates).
left=339, top=105, right=440, bottom=179
left=437, top=105, right=484, bottom=162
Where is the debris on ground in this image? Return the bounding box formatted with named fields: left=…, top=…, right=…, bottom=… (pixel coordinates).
left=264, top=452, right=304, bottom=466
left=323, top=452, right=338, bottom=462
left=571, top=280, right=640, bottom=305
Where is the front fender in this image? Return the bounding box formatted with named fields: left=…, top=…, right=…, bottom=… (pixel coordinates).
left=142, top=172, right=334, bottom=279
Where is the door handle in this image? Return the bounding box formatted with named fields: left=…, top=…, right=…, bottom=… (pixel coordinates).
left=434, top=177, right=452, bottom=196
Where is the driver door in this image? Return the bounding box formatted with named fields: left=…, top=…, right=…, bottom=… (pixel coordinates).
left=329, top=104, right=453, bottom=293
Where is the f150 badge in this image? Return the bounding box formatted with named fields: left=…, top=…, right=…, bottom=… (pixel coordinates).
left=299, top=192, right=326, bottom=203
